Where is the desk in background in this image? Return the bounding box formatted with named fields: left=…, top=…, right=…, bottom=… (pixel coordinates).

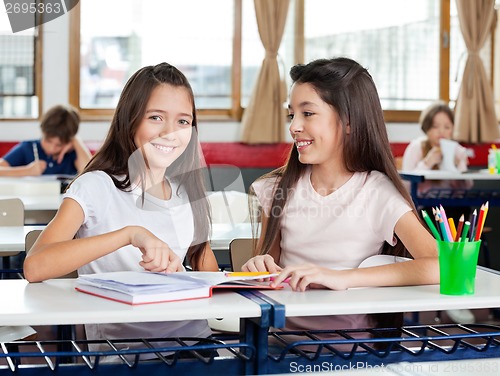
left=399, top=170, right=500, bottom=207
left=0, top=225, right=44, bottom=254
left=0, top=223, right=251, bottom=268
left=0, top=177, right=64, bottom=224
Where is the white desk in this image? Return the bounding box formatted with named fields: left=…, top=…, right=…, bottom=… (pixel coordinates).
left=210, top=222, right=253, bottom=251
left=260, top=268, right=500, bottom=317
left=0, top=278, right=262, bottom=326
left=399, top=169, right=500, bottom=181
left=0, top=223, right=252, bottom=255
left=2, top=273, right=500, bottom=374
left=0, top=176, right=62, bottom=196
left=0, top=194, right=62, bottom=212
left=399, top=170, right=500, bottom=208
left=0, top=176, right=65, bottom=224
left=0, top=225, right=44, bottom=253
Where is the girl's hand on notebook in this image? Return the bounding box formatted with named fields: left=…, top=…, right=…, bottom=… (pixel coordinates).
left=270, top=264, right=349, bottom=291
left=241, top=255, right=282, bottom=275
left=129, top=226, right=182, bottom=273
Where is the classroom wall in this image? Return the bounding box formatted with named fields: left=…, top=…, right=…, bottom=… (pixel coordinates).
left=0, top=11, right=425, bottom=144
left=2, top=11, right=500, bottom=271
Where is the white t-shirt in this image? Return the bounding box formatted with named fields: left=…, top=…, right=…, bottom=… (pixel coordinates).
left=401, top=136, right=472, bottom=193
left=402, top=136, right=468, bottom=172
left=252, top=168, right=412, bottom=331
left=64, top=171, right=212, bottom=352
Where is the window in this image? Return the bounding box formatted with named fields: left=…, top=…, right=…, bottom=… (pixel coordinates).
left=72, top=0, right=239, bottom=119
left=71, top=0, right=494, bottom=123
left=0, top=10, right=41, bottom=119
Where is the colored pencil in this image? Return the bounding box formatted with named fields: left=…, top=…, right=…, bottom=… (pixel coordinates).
left=32, top=142, right=39, bottom=162
left=438, top=215, right=450, bottom=241
left=468, top=209, right=478, bottom=242
left=460, top=221, right=471, bottom=242
left=422, top=209, right=441, bottom=240
left=225, top=272, right=270, bottom=277
left=439, top=205, right=453, bottom=241
left=454, top=214, right=464, bottom=242
left=475, top=202, right=489, bottom=241
left=474, top=204, right=486, bottom=241
left=434, top=208, right=443, bottom=239
left=448, top=218, right=457, bottom=240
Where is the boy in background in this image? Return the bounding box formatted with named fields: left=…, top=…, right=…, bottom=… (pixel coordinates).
left=0, top=104, right=92, bottom=177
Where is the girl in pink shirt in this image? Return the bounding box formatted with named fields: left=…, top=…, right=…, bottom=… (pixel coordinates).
left=243, top=57, right=439, bottom=333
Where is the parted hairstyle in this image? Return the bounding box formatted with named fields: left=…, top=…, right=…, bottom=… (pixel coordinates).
left=253, top=57, right=418, bottom=259
left=82, top=62, right=210, bottom=269
left=251, top=56, right=420, bottom=335
left=40, top=104, right=80, bottom=144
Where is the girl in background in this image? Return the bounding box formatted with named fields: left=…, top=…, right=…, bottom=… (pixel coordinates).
left=402, top=101, right=468, bottom=173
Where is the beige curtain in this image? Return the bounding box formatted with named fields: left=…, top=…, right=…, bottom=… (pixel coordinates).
left=454, top=0, right=499, bottom=143
left=241, top=0, right=289, bottom=144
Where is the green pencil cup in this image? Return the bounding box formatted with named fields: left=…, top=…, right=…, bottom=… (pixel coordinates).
left=437, top=240, right=481, bottom=295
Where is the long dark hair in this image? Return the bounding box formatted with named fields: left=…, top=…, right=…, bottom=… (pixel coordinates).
left=253, top=57, right=418, bottom=334
left=82, top=62, right=210, bottom=269
left=254, top=57, right=417, bottom=259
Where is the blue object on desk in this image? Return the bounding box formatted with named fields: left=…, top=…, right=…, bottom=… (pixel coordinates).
left=400, top=172, right=500, bottom=207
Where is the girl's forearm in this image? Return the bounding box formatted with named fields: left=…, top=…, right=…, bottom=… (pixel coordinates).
left=342, top=257, right=439, bottom=289
left=24, top=227, right=134, bottom=282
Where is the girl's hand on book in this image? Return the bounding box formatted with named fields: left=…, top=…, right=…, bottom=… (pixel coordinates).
left=241, top=255, right=282, bottom=275
left=270, top=264, right=349, bottom=291
left=130, top=227, right=182, bottom=273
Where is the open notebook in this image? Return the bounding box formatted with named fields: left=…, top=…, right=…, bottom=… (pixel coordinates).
left=75, top=271, right=281, bottom=305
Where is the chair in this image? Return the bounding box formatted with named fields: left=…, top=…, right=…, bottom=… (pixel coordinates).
left=208, top=238, right=255, bottom=333
left=24, top=229, right=78, bottom=353
left=0, top=198, right=24, bottom=277
left=229, top=238, right=255, bottom=272
left=0, top=199, right=37, bottom=342
left=25, top=230, right=78, bottom=279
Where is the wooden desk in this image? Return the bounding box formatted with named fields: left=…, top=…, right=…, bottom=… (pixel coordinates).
left=399, top=170, right=500, bottom=207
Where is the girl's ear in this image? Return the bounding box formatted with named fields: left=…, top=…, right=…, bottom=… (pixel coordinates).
left=345, top=124, right=351, bottom=135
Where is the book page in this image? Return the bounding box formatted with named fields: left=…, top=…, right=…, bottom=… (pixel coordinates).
left=77, top=271, right=207, bottom=293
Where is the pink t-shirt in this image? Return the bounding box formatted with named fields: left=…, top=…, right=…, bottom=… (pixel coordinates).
left=252, top=168, right=412, bottom=332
